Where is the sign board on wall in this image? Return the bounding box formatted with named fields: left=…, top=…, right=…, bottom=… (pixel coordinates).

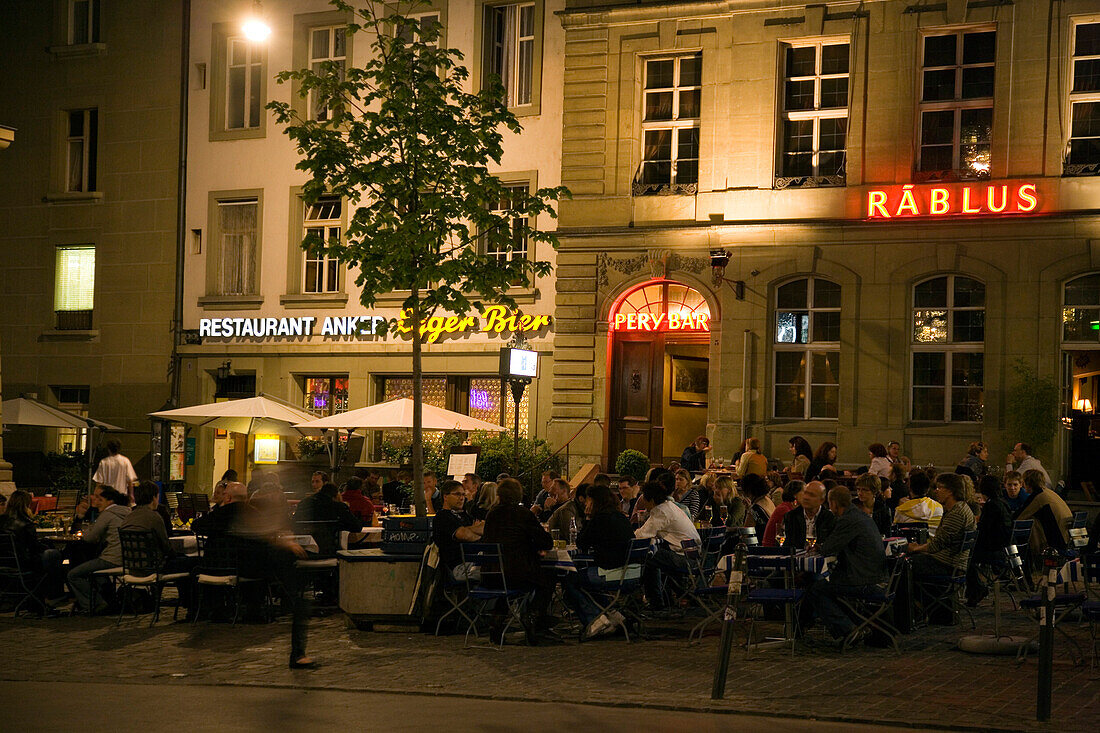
left=865, top=181, right=1040, bottom=219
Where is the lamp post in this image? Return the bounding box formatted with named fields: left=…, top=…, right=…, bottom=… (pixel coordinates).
left=499, top=339, right=539, bottom=484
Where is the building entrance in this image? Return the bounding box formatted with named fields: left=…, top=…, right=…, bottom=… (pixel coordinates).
left=608, top=280, right=712, bottom=466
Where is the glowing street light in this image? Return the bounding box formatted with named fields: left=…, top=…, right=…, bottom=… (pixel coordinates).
left=242, top=17, right=271, bottom=42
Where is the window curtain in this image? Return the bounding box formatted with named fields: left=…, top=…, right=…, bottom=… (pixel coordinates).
left=219, top=201, right=257, bottom=295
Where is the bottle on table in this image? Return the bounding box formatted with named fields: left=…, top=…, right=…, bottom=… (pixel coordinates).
left=568, top=517, right=578, bottom=546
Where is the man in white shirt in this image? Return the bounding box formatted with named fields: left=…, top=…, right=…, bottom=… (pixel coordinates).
left=92, top=439, right=138, bottom=502
left=635, top=480, right=701, bottom=612
left=1005, top=442, right=1051, bottom=489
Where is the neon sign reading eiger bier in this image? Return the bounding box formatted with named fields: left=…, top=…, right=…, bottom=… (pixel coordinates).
left=866, top=182, right=1039, bottom=219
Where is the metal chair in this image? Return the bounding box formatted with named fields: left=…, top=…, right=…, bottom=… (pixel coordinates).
left=836, top=559, right=906, bottom=654
left=912, top=529, right=979, bottom=629
left=459, top=542, right=533, bottom=649
left=744, top=547, right=804, bottom=656
left=0, top=532, right=48, bottom=616
left=1010, top=519, right=1035, bottom=588
left=738, top=526, right=759, bottom=547
left=193, top=536, right=268, bottom=624
left=53, top=490, right=80, bottom=514
left=1081, top=552, right=1100, bottom=668
left=115, top=528, right=190, bottom=626
left=579, top=538, right=651, bottom=643
left=433, top=544, right=477, bottom=636
left=1017, top=552, right=1088, bottom=664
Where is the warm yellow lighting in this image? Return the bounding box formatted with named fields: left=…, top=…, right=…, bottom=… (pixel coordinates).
left=1077, top=398, right=1094, bottom=413
left=253, top=434, right=281, bottom=464
left=242, top=18, right=271, bottom=42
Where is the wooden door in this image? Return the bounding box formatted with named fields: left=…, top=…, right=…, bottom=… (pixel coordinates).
left=609, top=335, right=663, bottom=464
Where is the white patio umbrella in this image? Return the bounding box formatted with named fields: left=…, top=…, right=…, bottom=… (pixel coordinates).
left=148, top=395, right=321, bottom=438
left=294, top=397, right=507, bottom=432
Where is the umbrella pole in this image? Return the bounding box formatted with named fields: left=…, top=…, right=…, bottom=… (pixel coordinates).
left=85, top=426, right=96, bottom=498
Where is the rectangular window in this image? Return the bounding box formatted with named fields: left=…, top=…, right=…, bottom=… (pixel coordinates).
left=70, top=0, right=100, bottom=45
left=483, top=184, right=529, bottom=264
left=1067, top=22, right=1100, bottom=174
left=51, top=385, right=90, bottom=453
left=304, top=376, right=349, bottom=417
left=66, top=109, right=98, bottom=193
left=773, top=278, right=841, bottom=420
left=911, top=275, right=985, bottom=422
left=227, top=37, right=263, bottom=130
left=55, top=245, right=95, bottom=330
left=638, top=54, right=701, bottom=192
left=917, top=29, right=995, bottom=179
left=778, top=41, right=849, bottom=186
left=303, top=196, right=342, bottom=293
left=486, top=3, right=535, bottom=107
left=469, top=377, right=529, bottom=436
left=398, top=12, right=441, bottom=47
left=217, top=199, right=258, bottom=295
left=309, top=25, right=346, bottom=121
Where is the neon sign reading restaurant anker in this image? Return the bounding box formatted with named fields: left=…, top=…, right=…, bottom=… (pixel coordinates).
left=866, top=181, right=1039, bottom=219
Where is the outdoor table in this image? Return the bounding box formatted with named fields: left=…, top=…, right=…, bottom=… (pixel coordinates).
left=39, top=532, right=84, bottom=546
left=340, top=526, right=382, bottom=550
left=169, top=534, right=198, bottom=555
left=542, top=547, right=579, bottom=573
left=291, top=534, right=320, bottom=554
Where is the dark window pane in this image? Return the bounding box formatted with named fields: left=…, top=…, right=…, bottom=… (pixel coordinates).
left=1065, top=274, right=1100, bottom=306
left=785, top=80, right=814, bottom=111
left=920, top=145, right=953, bottom=172
left=643, top=129, right=671, bottom=160
left=679, top=55, right=702, bottom=86
left=676, top=160, right=698, bottom=184
left=774, top=384, right=806, bottom=419
left=641, top=161, right=671, bottom=185
left=818, top=151, right=846, bottom=176
left=915, top=277, right=948, bottom=307
left=645, top=91, right=673, bottom=121
left=961, top=66, right=995, bottom=98
left=923, top=69, right=957, bottom=101
left=1072, top=58, right=1100, bottom=93
left=1069, top=139, right=1100, bottom=166
left=813, top=311, right=840, bottom=342
left=786, top=46, right=815, bottom=78
left=69, top=110, right=83, bottom=137
left=962, top=31, right=996, bottom=65
left=952, top=352, right=984, bottom=387
left=821, top=44, right=849, bottom=75
left=774, top=351, right=806, bottom=383
left=819, top=118, right=847, bottom=151
left=1076, top=23, right=1100, bottom=56
left=820, top=77, right=849, bottom=109
left=1063, top=307, right=1100, bottom=341
left=1071, top=101, right=1100, bottom=138
left=678, top=89, right=700, bottom=118
left=813, top=278, right=841, bottom=308
left=921, top=110, right=955, bottom=145
left=783, top=153, right=813, bottom=177
left=913, top=352, right=946, bottom=386
left=924, top=34, right=957, bottom=67
left=784, top=119, right=813, bottom=152
left=954, top=276, right=986, bottom=307
left=777, top=279, right=808, bottom=309
left=953, top=310, right=985, bottom=342
left=912, top=387, right=945, bottom=421
left=810, top=386, right=839, bottom=419
left=951, top=387, right=984, bottom=422
left=646, top=59, right=673, bottom=89
left=812, top=351, right=840, bottom=384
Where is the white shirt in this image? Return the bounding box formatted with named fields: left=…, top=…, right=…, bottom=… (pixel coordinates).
left=635, top=500, right=701, bottom=552
left=805, top=509, right=819, bottom=539
left=869, top=456, right=893, bottom=479
left=93, top=454, right=138, bottom=498
left=1006, top=456, right=1051, bottom=489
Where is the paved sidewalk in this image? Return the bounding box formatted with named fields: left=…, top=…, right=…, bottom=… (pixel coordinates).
left=1, top=598, right=1096, bottom=732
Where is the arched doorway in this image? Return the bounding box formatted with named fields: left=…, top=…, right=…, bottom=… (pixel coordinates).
left=607, top=279, right=712, bottom=466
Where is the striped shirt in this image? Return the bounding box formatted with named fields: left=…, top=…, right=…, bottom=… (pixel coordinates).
left=926, top=502, right=976, bottom=571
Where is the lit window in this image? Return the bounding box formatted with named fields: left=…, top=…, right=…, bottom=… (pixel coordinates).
left=1063, top=273, right=1100, bottom=342
left=55, top=245, right=95, bottom=330
left=217, top=198, right=258, bottom=295
left=777, top=41, right=848, bottom=186
left=917, top=29, right=995, bottom=180
left=227, top=37, right=263, bottom=130
left=911, top=275, right=985, bottom=422
left=469, top=377, right=529, bottom=436
left=70, top=0, right=100, bottom=45
left=637, top=54, right=701, bottom=193
left=309, top=25, right=346, bottom=121
left=1067, top=22, right=1100, bottom=175
left=66, top=109, right=98, bottom=193
left=483, top=184, right=529, bottom=264
left=773, top=278, right=840, bottom=420
left=485, top=3, right=535, bottom=107
left=304, top=376, right=349, bottom=417
left=52, top=385, right=90, bottom=453
left=303, top=196, right=342, bottom=293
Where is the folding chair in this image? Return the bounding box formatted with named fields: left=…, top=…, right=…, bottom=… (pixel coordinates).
left=116, top=528, right=190, bottom=627
left=293, top=520, right=340, bottom=611
left=433, top=545, right=477, bottom=636
left=579, top=538, right=651, bottom=643
left=912, top=529, right=978, bottom=629
left=460, top=542, right=533, bottom=649
left=836, top=559, right=905, bottom=654
left=685, top=529, right=732, bottom=642
left=1010, top=519, right=1035, bottom=588
left=1017, top=552, right=1088, bottom=664
left=1081, top=553, right=1100, bottom=668
left=52, top=490, right=80, bottom=514
left=0, top=532, right=48, bottom=616
left=744, top=547, right=803, bottom=656
left=738, top=527, right=759, bottom=547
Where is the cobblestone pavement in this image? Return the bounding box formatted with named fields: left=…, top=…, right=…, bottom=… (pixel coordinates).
left=1, top=596, right=1097, bottom=732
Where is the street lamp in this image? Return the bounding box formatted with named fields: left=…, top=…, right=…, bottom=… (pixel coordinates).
left=499, top=339, right=538, bottom=481
left=242, top=1, right=271, bottom=42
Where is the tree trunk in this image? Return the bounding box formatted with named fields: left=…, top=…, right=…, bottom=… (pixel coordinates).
left=411, top=296, right=426, bottom=518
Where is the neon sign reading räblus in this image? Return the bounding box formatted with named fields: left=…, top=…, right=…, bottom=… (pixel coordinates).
left=866, top=181, right=1039, bottom=219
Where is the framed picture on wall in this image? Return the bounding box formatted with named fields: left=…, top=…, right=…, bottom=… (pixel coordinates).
left=670, top=355, right=709, bottom=406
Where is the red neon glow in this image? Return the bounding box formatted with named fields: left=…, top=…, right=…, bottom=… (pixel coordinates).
left=866, top=182, right=1039, bottom=219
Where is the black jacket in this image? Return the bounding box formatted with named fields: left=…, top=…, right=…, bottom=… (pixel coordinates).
left=294, top=492, right=362, bottom=556
left=681, top=445, right=708, bottom=472
left=869, top=499, right=892, bottom=536
left=576, top=510, right=634, bottom=569
left=0, top=515, right=43, bottom=570
left=782, top=505, right=837, bottom=550
left=481, top=504, right=552, bottom=586
left=975, top=496, right=1013, bottom=553
left=815, top=508, right=887, bottom=587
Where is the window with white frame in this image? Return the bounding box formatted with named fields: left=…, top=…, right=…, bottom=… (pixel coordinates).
left=917, top=29, right=995, bottom=180
left=398, top=11, right=441, bottom=47
left=309, top=25, right=346, bottom=121
left=1067, top=22, right=1100, bottom=175
left=773, top=277, right=841, bottom=420
left=51, top=385, right=90, bottom=453
left=303, top=196, right=342, bottom=293
left=912, top=275, right=985, bottom=422
left=1063, top=273, right=1100, bottom=342
left=485, top=3, right=535, bottom=107
left=69, top=0, right=100, bottom=45
left=66, top=109, right=97, bottom=193
left=217, top=198, right=258, bottom=295
left=227, top=37, right=263, bottom=130
left=55, top=245, right=95, bottom=330
left=638, top=54, right=701, bottom=192
left=777, top=41, right=849, bottom=185
left=483, top=184, right=529, bottom=264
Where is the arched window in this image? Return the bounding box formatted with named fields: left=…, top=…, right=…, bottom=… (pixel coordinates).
left=911, top=275, right=984, bottom=422
left=773, top=277, right=840, bottom=419
left=1063, top=274, right=1100, bottom=342
left=610, top=280, right=711, bottom=331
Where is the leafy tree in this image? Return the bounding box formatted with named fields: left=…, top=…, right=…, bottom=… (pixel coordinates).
left=269, top=1, right=567, bottom=516
left=1005, top=359, right=1060, bottom=460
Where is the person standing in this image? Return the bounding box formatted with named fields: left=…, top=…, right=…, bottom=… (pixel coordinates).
left=92, top=439, right=138, bottom=502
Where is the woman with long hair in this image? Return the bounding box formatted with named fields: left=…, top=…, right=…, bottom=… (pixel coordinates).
left=806, top=441, right=838, bottom=482
left=786, top=436, right=813, bottom=476
left=0, top=490, right=65, bottom=609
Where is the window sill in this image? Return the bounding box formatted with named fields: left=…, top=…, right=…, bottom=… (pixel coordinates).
left=198, top=295, right=265, bottom=310
left=44, top=191, right=105, bottom=204
left=47, top=43, right=107, bottom=59
left=209, top=127, right=266, bottom=143
left=39, top=329, right=99, bottom=342
left=280, top=293, right=349, bottom=308
left=774, top=175, right=846, bottom=190
left=632, top=182, right=698, bottom=197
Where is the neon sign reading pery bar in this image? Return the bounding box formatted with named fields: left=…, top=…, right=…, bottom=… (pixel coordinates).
left=611, top=311, right=710, bottom=332
left=866, top=181, right=1039, bottom=219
